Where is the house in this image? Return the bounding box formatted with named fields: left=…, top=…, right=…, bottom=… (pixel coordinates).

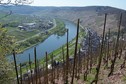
left=18, top=22, right=36, bottom=31
left=18, top=26, right=26, bottom=30
left=23, top=22, right=36, bottom=28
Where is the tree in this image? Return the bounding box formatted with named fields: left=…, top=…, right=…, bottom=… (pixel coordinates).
left=0, top=1, right=33, bottom=83
left=0, top=27, right=15, bottom=84
left=0, top=0, right=34, bottom=5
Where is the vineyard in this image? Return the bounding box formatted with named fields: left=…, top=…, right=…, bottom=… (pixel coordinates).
left=12, top=13, right=126, bottom=84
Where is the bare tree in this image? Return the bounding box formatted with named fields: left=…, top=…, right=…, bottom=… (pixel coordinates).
left=0, top=0, right=33, bottom=5
left=0, top=0, right=33, bottom=27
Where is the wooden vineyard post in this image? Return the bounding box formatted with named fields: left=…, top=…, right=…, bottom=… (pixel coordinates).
left=65, top=29, right=69, bottom=84
left=71, top=19, right=80, bottom=84
left=34, top=47, right=38, bottom=84
left=92, top=13, right=107, bottom=84
left=13, top=49, right=20, bottom=84
left=45, top=52, right=48, bottom=84
left=108, top=13, right=122, bottom=77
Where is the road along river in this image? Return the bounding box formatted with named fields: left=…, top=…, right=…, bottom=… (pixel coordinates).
left=7, top=20, right=77, bottom=64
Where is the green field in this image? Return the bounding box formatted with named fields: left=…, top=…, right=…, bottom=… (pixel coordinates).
left=6, top=27, right=40, bottom=41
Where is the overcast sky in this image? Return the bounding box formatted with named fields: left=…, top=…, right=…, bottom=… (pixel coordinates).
left=31, top=0, right=126, bottom=10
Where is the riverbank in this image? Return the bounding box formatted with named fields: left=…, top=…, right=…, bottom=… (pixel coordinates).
left=40, top=26, right=85, bottom=63
left=8, top=20, right=85, bottom=74
left=14, top=19, right=66, bottom=53
left=19, top=25, right=85, bottom=73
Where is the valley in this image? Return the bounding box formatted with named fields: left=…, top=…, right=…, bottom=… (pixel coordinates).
left=0, top=5, right=126, bottom=84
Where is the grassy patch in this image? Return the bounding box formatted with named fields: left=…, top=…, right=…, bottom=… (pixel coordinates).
left=7, top=28, right=39, bottom=41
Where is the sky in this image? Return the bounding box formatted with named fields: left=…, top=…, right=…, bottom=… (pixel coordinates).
left=31, top=0, right=126, bottom=10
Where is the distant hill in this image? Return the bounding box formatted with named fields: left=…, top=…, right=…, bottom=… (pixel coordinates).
left=0, top=5, right=126, bottom=35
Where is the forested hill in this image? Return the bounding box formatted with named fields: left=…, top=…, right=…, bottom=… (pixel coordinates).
left=0, top=5, right=126, bottom=34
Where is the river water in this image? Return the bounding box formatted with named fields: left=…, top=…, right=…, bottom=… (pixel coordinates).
left=7, top=20, right=77, bottom=64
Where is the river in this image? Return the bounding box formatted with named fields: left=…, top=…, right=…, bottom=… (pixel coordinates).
left=7, top=20, right=77, bottom=64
